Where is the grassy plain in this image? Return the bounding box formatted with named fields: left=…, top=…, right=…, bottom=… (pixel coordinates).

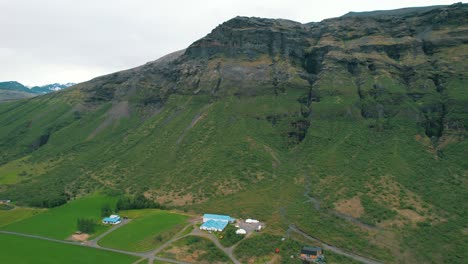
left=98, top=209, right=188, bottom=252
left=0, top=207, right=45, bottom=227
left=2, top=194, right=116, bottom=239
left=0, top=233, right=139, bottom=264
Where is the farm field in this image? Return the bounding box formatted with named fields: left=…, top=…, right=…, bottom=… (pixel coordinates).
left=0, top=233, right=139, bottom=264
left=0, top=207, right=45, bottom=227
left=157, top=235, right=231, bottom=264
left=98, top=209, right=188, bottom=252
left=2, top=194, right=117, bottom=239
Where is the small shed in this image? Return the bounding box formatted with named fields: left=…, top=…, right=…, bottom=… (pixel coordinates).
left=300, top=246, right=324, bottom=262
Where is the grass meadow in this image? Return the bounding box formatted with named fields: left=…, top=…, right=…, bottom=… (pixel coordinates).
left=2, top=194, right=116, bottom=239
left=0, top=233, right=139, bottom=264
left=98, top=209, right=188, bottom=252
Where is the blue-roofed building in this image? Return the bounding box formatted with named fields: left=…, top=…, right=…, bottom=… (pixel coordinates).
left=200, top=220, right=229, bottom=232
left=200, top=214, right=235, bottom=232
left=102, top=214, right=121, bottom=225
left=202, top=214, right=235, bottom=223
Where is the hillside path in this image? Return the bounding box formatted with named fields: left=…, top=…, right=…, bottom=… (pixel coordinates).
left=288, top=225, right=384, bottom=264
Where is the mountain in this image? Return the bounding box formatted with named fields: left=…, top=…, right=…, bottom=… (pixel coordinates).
left=0, top=81, right=34, bottom=102
left=30, top=83, right=75, bottom=94
left=0, top=3, right=466, bottom=263
left=0, top=81, right=75, bottom=102
left=0, top=81, right=31, bottom=93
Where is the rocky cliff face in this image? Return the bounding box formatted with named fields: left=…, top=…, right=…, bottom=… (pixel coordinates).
left=73, top=3, right=467, bottom=142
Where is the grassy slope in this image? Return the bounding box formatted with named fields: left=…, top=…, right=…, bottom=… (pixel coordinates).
left=0, top=81, right=465, bottom=262
left=98, top=209, right=188, bottom=252
left=2, top=195, right=116, bottom=239
left=0, top=233, right=139, bottom=264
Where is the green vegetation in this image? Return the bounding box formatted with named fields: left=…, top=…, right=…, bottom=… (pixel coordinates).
left=234, top=233, right=304, bottom=264
left=219, top=224, right=244, bottom=247
left=0, top=207, right=45, bottom=227
left=101, top=203, right=113, bottom=217
left=77, top=218, right=96, bottom=233
left=98, top=209, right=188, bottom=252
left=0, top=204, right=14, bottom=210
left=360, top=195, right=397, bottom=225
left=158, top=236, right=231, bottom=263
left=2, top=195, right=116, bottom=239
left=116, top=194, right=162, bottom=211
left=0, top=233, right=139, bottom=264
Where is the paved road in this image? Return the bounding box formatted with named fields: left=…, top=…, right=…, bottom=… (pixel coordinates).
left=288, top=225, right=384, bottom=264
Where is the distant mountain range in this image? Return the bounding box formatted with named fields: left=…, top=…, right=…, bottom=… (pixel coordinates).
left=0, top=81, right=75, bottom=102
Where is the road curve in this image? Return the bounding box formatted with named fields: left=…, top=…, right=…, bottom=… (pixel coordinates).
left=190, top=228, right=241, bottom=264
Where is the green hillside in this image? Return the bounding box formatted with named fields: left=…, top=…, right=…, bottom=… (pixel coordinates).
left=0, top=4, right=466, bottom=263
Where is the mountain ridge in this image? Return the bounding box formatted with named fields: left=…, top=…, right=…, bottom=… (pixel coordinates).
left=0, top=81, right=75, bottom=102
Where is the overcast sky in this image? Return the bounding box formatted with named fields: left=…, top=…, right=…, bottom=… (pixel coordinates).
left=0, top=0, right=461, bottom=86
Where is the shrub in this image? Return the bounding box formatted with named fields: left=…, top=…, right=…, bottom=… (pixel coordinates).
left=77, top=218, right=96, bottom=233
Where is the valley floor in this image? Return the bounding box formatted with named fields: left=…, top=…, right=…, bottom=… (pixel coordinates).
left=0, top=196, right=380, bottom=264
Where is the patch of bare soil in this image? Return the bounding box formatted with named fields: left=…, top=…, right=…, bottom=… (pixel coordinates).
left=165, top=245, right=209, bottom=263
left=367, top=176, right=442, bottom=227
left=155, top=191, right=199, bottom=206
left=69, top=233, right=89, bottom=241
left=415, top=134, right=438, bottom=158
left=334, top=196, right=364, bottom=218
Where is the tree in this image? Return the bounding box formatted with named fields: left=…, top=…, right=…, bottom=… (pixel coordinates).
left=77, top=218, right=96, bottom=233
left=101, top=203, right=112, bottom=217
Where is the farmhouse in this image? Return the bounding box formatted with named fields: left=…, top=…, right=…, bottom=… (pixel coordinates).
left=200, top=214, right=235, bottom=232
left=0, top=200, right=11, bottom=204
left=300, top=246, right=324, bottom=263
left=102, top=214, right=121, bottom=225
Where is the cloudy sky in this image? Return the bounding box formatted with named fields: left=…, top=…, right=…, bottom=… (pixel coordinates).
left=0, top=0, right=461, bottom=86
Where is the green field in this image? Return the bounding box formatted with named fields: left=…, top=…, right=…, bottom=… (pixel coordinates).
left=2, top=195, right=116, bottom=239
left=98, top=209, right=188, bottom=252
left=158, top=236, right=231, bottom=263
left=0, top=233, right=139, bottom=264
left=0, top=207, right=45, bottom=227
